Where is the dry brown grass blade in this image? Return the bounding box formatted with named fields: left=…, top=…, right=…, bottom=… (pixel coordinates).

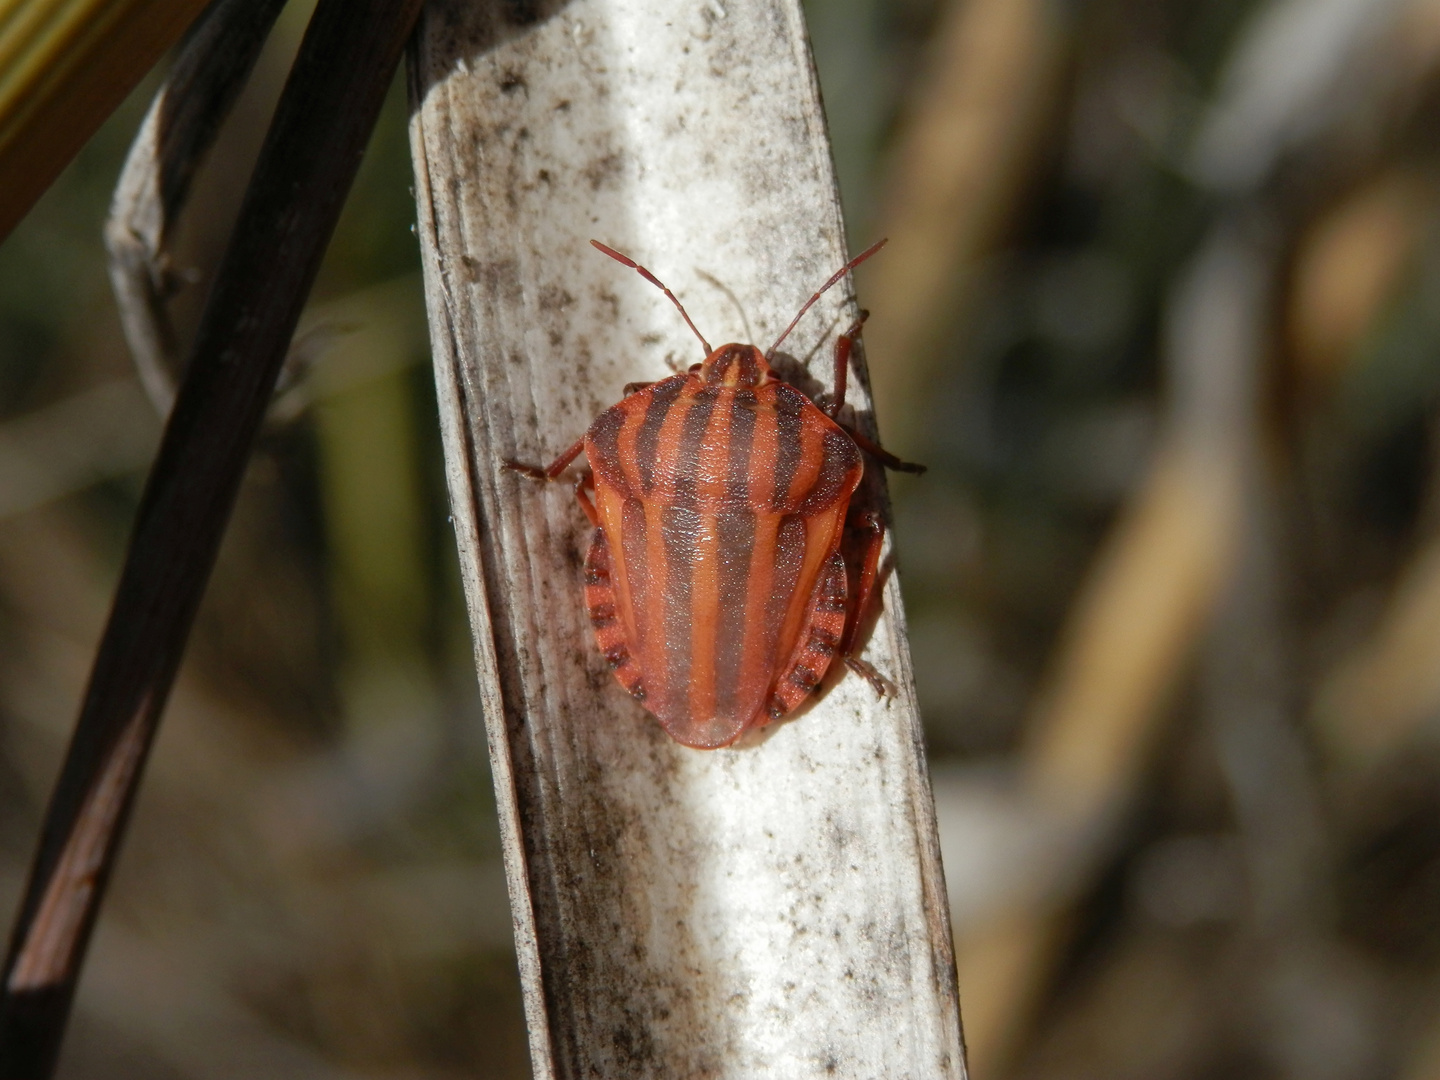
left=956, top=440, right=1242, bottom=1077
left=954, top=227, right=1267, bottom=1077
left=0, top=0, right=423, bottom=1072
left=1314, top=538, right=1440, bottom=769
left=1024, top=448, right=1242, bottom=812
left=0, top=0, right=214, bottom=243
left=857, top=0, right=1068, bottom=451
left=1287, top=169, right=1431, bottom=386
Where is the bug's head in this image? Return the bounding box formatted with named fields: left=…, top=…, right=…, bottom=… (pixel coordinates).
left=699, top=343, right=773, bottom=388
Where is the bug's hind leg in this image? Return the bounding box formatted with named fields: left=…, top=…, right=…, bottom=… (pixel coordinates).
left=840, top=512, right=892, bottom=698
left=585, top=528, right=646, bottom=704
left=765, top=553, right=849, bottom=722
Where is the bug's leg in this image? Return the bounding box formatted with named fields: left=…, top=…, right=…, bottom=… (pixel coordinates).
left=573, top=469, right=600, bottom=527
left=504, top=434, right=586, bottom=481
left=622, top=381, right=656, bottom=396
left=827, top=310, right=868, bottom=418
left=765, top=554, right=849, bottom=722
left=842, top=424, right=927, bottom=475
left=841, top=511, right=891, bottom=697
left=824, top=311, right=927, bottom=474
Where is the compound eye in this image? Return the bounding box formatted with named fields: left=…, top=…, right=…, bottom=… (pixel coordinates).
left=688, top=363, right=703, bottom=373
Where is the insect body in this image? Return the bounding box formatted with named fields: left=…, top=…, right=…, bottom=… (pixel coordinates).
left=508, top=240, right=922, bottom=749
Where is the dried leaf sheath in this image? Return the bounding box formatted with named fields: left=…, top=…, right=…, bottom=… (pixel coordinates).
left=407, top=0, right=964, bottom=1074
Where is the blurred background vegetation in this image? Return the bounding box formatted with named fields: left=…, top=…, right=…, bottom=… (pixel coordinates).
left=4, top=0, right=1440, bottom=1077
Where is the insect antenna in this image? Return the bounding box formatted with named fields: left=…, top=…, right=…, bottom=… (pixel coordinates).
left=591, top=240, right=712, bottom=356
left=766, top=238, right=887, bottom=360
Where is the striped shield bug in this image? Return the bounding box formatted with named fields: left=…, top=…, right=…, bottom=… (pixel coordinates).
left=506, top=239, right=924, bottom=749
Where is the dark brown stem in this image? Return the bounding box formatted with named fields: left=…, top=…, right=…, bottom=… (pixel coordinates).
left=0, top=0, right=423, bottom=1072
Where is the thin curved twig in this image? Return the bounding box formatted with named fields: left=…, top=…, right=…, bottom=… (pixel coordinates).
left=105, top=0, right=289, bottom=417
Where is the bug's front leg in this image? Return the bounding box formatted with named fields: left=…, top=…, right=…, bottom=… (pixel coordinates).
left=507, top=440, right=600, bottom=527
left=826, top=311, right=868, bottom=421
left=504, top=434, right=586, bottom=482
left=841, top=510, right=892, bottom=697
left=573, top=468, right=600, bottom=527
left=826, top=313, right=927, bottom=476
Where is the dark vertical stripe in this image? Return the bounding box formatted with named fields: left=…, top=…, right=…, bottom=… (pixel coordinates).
left=799, top=428, right=863, bottom=513
left=713, top=507, right=757, bottom=720
left=670, top=385, right=721, bottom=509
left=635, top=376, right=685, bottom=494
left=660, top=505, right=701, bottom=722
left=736, top=349, right=761, bottom=386
left=769, top=386, right=807, bottom=509
left=725, top=390, right=758, bottom=503
left=762, top=514, right=807, bottom=672
left=586, top=403, right=628, bottom=494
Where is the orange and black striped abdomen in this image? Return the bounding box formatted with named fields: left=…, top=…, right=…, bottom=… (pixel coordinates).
left=585, top=372, right=862, bottom=748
